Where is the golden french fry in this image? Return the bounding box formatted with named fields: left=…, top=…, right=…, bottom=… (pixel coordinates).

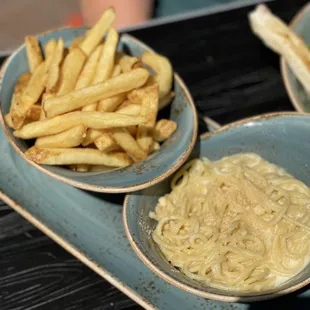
left=35, top=124, right=86, bottom=148
left=150, top=140, right=160, bottom=153
left=116, top=104, right=141, bottom=116
left=110, top=127, right=147, bottom=162
left=69, top=36, right=84, bottom=51
left=46, top=38, right=64, bottom=92
left=57, top=48, right=86, bottom=95
left=6, top=104, right=42, bottom=128
left=94, top=132, right=121, bottom=152
left=44, top=39, right=57, bottom=59
left=10, top=62, right=47, bottom=128
left=25, top=36, right=43, bottom=73
left=75, top=45, right=102, bottom=90
left=82, top=129, right=103, bottom=146
left=21, top=62, right=47, bottom=106
left=112, top=64, right=121, bottom=77
left=249, top=5, right=310, bottom=94
left=26, top=104, right=42, bottom=122
left=141, top=51, right=173, bottom=98
left=92, top=28, right=118, bottom=84
left=119, top=55, right=141, bottom=73
left=8, top=72, right=32, bottom=128
left=40, top=93, right=54, bottom=120
left=97, top=94, right=126, bottom=112
left=134, top=85, right=159, bottom=152
left=117, top=100, right=132, bottom=110
left=153, top=119, right=177, bottom=142
left=14, top=111, right=145, bottom=139
left=79, top=8, right=115, bottom=56
left=25, top=147, right=133, bottom=167
left=82, top=103, right=97, bottom=111
left=44, top=68, right=149, bottom=117
left=159, top=91, right=175, bottom=110
left=70, top=164, right=90, bottom=172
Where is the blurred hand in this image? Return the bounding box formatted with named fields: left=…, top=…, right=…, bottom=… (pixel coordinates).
left=81, top=0, right=154, bottom=28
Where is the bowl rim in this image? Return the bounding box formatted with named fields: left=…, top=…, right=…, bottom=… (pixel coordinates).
left=280, top=2, right=310, bottom=113
left=123, top=111, right=310, bottom=302
left=0, top=30, right=198, bottom=194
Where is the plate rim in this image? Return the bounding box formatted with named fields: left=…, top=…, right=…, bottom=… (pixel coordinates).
left=280, top=2, right=310, bottom=113
left=0, top=31, right=198, bottom=194
left=123, top=111, right=310, bottom=303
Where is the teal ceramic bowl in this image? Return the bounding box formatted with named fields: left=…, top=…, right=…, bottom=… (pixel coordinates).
left=0, top=28, right=198, bottom=193
left=281, top=3, right=310, bottom=112
left=123, top=112, right=310, bottom=302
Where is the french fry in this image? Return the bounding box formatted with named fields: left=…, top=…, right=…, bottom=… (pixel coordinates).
left=82, top=103, right=97, bottom=111
left=116, top=104, right=141, bottom=116
left=134, top=85, right=159, bottom=152
left=75, top=44, right=102, bottom=90
left=25, top=36, right=43, bottom=73
left=112, top=64, right=121, bottom=77
left=150, top=140, right=160, bottom=153
left=153, top=119, right=177, bottom=142
left=25, top=147, right=133, bottom=167
left=94, top=131, right=121, bottom=152
left=119, top=55, right=142, bottom=73
left=14, top=111, right=145, bottom=139
left=82, top=129, right=103, bottom=146
left=92, top=28, right=118, bottom=83
left=40, top=93, right=54, bottom=120
left=44, top=68, right=149, bottom=117
left=57, top=48, right=86, bottom=95
left=69, top=36, right=84, bottom=51
left=35, top=124, right=86, bottom=148
left=159, top=91, right=175, bottom=110
left=46, top=38, right=64, bottom=92
left=8, top=72, right=32, bottom=128
left=97, top=94, right=126, bottom=112
left=79, top=8, right=115, bottom=56
left=110, top=127, right=147, bottom=162
left=249, top=4, right=310, bottom=94
left=10, top=62, right=47, bottom=128
left=117, top=100, right=132, bottom=110
left=141, top=51, right=173, bottom=99
left=26, top=104, right=42, bottom=122
left=44, top=39, right=57, bottom=64
left=4, top=113, right=14, bottom=128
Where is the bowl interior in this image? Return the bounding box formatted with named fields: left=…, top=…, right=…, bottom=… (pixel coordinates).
left=283, top=4, right=310, bottom=112
left=0, top=28, right=197, bottom=192
left=124, top=114, right=310, bottom=301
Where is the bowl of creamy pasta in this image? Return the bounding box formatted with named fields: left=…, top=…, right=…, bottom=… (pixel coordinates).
left=123, top=112, right=310, bottom=302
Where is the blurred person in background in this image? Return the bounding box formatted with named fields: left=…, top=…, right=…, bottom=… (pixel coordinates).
left=79, top=0, right=237, bottom=28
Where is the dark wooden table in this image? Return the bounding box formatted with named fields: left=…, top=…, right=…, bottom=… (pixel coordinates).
left=1, top=1, right=309, bottom=309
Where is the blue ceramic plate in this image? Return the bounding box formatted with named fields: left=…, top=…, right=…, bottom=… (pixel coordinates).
left=0, top=119, right=267, bottom=310
left=124, top=112, right=310, bottom=302
left=0, top=29, right=197, bottom=193
left=281, top=3, right=310, bottom=112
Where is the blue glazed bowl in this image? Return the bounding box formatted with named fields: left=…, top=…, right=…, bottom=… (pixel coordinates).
left=123, top=112, right=310, bottom=302
left=0, top=28, right=198, bottom=193
left=281, top=3, right=310, bottom=112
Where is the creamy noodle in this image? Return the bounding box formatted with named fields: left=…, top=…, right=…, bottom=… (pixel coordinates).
left=150, top=153, right=310, bottom=291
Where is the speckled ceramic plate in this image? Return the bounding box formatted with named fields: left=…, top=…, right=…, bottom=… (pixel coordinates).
left=281, top=3, right=310, bottom=112
left=0, top=29, right=197, bottom=194
left=1, top=115, right=309, bottom=309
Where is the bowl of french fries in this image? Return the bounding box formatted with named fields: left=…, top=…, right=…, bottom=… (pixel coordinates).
left=0, top=8, right=198, bottom=193
left=249, top=4, right=310, bottom=113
